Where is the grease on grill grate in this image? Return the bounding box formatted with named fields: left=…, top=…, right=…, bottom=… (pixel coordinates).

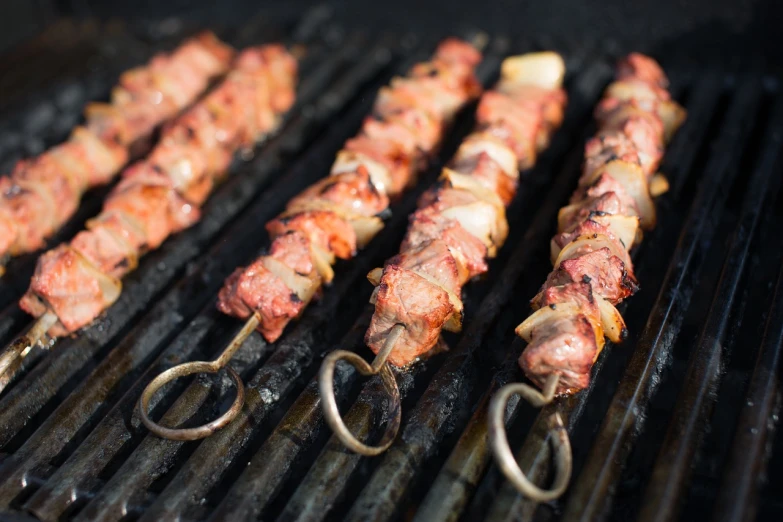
left=0, top=10, right=781, bottom=522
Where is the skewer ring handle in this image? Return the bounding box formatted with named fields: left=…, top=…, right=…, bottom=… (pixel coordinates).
left=139, top=361, right=245, bottom=441
left=319, top=349, right=402, bottom=456
left=488, top=382, right=572, bottom=502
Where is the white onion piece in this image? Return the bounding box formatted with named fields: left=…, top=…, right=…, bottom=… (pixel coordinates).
left=369, top=285, right=380, bottom=305
left=367, top=267, right=383, bottom=286
left=350, top=216, right=384, bottom=248
left=596, top=296, right=627, bottom=343
left=310, top=243, right=335, bottom=284
left=554, top=233, right=632, bottom=271
left=499, top=52, right=565, bottom=91
left=455, top=134, right=518, bottom=179
left=649, top=173, right=670, bottom=197
left=605, top=80, right=659, bottom=105
left=441, top=169, right=506, bottom=213
left=551, top=215, right=640, bottom=262
left=442, top=200, right=503, bottom=256
left=262, top=257, right=318, bottom=304
left=441, top=169, right=508, bottom=245
left=583, top=160, right=656, bottom=229
left=285, top=199, right=384, bottom=248
left=411, top=268, right=464, bottom=333
left=658, top=101, right=687, bottom=143
left=331, top=150, right=392, bottom=196
left=515, top=301, right=583, bottom=342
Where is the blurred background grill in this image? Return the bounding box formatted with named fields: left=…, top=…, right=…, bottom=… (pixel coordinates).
left=0, top=1, right=782, bottom=521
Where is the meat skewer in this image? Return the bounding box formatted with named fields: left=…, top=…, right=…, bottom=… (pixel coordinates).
left=318, top=51, right=569, bottom=455
left=0, top=44, right=299, bottom=393
left=0, top=32, right=235, bottom=273
left=138, top=37, right=486, bottom=441
left=488, top=53, right=686, bottom=501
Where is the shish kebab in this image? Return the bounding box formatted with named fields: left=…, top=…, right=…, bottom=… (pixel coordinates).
left=0, top=32, right=234, bottom=271
left=137, top=38, right=485, bottom=441
left=319, top=51, right=569, bottom=455
left=0, top=44, right=298, bottom=391
left=488, top=53, right=686, bottom=501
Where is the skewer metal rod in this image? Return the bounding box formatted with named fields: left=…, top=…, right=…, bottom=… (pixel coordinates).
left=488, top=373, right=573, bottom=502
left=319, top=323, right=404, bottom=456
left=0, top=311, right=57, bottom=394
left=138, top=313, right=260, bottom=441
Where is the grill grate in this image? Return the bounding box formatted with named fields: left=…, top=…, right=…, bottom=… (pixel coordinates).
left=0, top=10, right=782, bottom=522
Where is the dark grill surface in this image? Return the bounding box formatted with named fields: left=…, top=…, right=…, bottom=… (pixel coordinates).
left=0, top=9, right=782, bottom=522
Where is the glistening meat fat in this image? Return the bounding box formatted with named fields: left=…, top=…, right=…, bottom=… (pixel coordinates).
left=515, top=53, right=686, bottom=395
left=217, top=38, right=483, bottom=342
left=365, top=52, right=568, bottom=367
left=20, top=44, right=298, bottom=337
left=0, top=32, right=234, bottom=260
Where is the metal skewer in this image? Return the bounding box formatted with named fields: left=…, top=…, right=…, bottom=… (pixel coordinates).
left=138, top=314, right=260, bottom=441
left=319, top=323, right=404, bottom=456
left=488, top=373, right=573, bottom=502
left=0, top=310, right=57, bottom=394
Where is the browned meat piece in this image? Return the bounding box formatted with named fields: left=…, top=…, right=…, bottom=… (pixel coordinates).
left=583, top=130, right=642, bottom=179
left=616, top=52, right=669, bottom=89
left=216, top=262, right=305, bottom=342
left=509, top=85, right=568, bottom=139
left=360, top=117, right=421, bottom=158
left=452, top=151, right=517, bottom=206
left=519, top=312, right=598, bottom=394
left=0, top=178, right=57, bottom=255
left=572, top=172, right=639, bottom=214
left=385, top=239, right=461, bottom=295
left=432, top=37, right=483, bottom=69
left=266, top=210, right=357, bottom=260
left=20, top=246, right=121, bottom=336
left=104, top=183, right=199, bottom=250
left=365, top=265, right=455, bottom=367
left=287, top=167, right=389, bottom=217
left=476, top=90, right=542, bottom=164
left=531, top=281, right=597, bottom=318
left=378, top=107, right=443, bottom=155
left=71, top=226, right=137, bottom=279
left=269, top=231, right=316, bottom=277
left=553, top=218, right=624, bottom=253
left=599, top=103, right=665, bottom=174
left=559, top=192, right=635, bottom=233
left=403, top=212, right=488, bottom=280
left=545, top=247, right=638, bottom=304
left=344, top=134, right=414, bottom=196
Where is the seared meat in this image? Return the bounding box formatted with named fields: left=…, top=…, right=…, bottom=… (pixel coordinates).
left=288, top=167, right=389, bottom=217
left=218, top=38, right=482, bottom=342
left=366, top=52, right=568, bottom=366
left=518, top=53, right=685, bottom=395
left=519, top=312, right=598, bottom=393
left=20, top=246, right=121, bottom=336
left=266, top=210, right=357, bottom=260
left=365, top=265, right=455, bottom=366
left=0, top=32, right=233, bottom=261
left=545, top=247, right=638, bottom=304
left=403, top=211, right=489, bottom=280
left=22, top=44, right=298, bottom=336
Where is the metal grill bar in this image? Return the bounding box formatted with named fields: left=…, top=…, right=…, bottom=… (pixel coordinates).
left=553, top=72, right=766, bottom=522
left=712, top=259, right=783, bottom=522
left=0, top=34, right=372, bottom=444
left=0, top=19, right=781, bottom=522
left=339, top=62, right=611, bottom=522
left=0, top=29, right=395, bottom=518
left=121, top=35, right=500, bottom=522
left=637, top=95, right=783, bottom=522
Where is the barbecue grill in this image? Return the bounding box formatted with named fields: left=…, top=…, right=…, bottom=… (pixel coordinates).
left=0, top=2, right=781, bottom=521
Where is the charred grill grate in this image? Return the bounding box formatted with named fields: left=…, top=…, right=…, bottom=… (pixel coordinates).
left=0, top=9, right=781, bottom=522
